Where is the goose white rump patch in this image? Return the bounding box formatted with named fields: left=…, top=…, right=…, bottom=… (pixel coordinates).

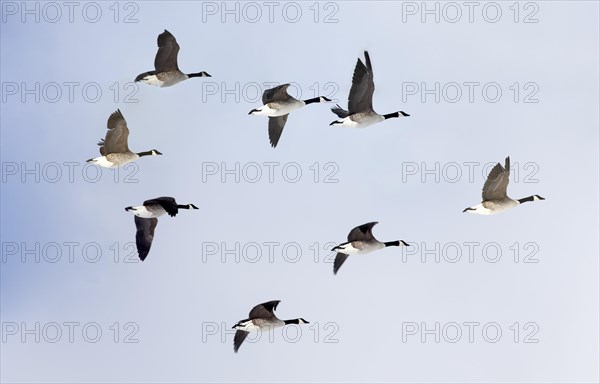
left=141, top=75, right=164, bottom=87
left=88, top=156, right=115, bottom=168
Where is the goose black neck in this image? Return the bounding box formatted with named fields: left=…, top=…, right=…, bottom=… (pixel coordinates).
left=303, top=97, right=321, bottom=105
left=384, top=241, right=401, bottom=247
left=383, top=111, right=410, bottom=119
left=188, top=71, right=210, bottom=78
left=284, top=319, right=300, bottom=325
left=177, top=204, right=198, bottom=210
left=518, top=196, right=536, bottom=204
left=137, top=151, right=154, bottom=157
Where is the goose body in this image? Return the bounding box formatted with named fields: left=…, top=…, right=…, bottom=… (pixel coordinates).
left=463, top=156, right=545, bottom=215
left=465, top=200, right=520, bottom=215
left=249, top=83, right=331, bottom=147
left=249, top=98, right=306, bottom=117
left=87, top=109, right=162, bottom=168
left=331, top=221, right=409, bottom=275
left=124, top=197, right=198, bottom=261
left=88, top=154, right=135, bottom=169
left=135, top=30, right=211, bottom=88
left=139, top=71, right=190, bottom=88
left=232, top=300, right=308, bottom=353
left=331, top=112, right=385, bottom=128
left=330, top=51, right=409, bottom=128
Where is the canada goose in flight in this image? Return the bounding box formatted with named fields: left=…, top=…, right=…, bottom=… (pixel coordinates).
left=332, top=222, right=409, bottom=275
left=135, top=29, right=211, bottom=87
left=249, top=83, right=331, bottom=147
left=87, top=109, right=162, bottom=168
left=463, top=156, right=545, bottom=215
left=232, top=300, right=309, bottom=353
left=125, top=196, right=198, bottom=261
left=330, top=51, right=410, bottom=128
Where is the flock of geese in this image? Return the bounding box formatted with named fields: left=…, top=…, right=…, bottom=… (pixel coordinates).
left=85, top=29, right=545, bottom=353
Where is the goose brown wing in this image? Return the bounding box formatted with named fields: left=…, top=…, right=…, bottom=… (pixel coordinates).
left=333, top=253, right=349, bottom=275
left=134, top=216, right=157, bottom=261
left=154, top=29, right=180, bottom=72
left=347, top=221, right=378, bottom=242
left=249, top=300, right=281, bottom=319
left=268, top=114, right=289, bottom=148
left=262, top=84, right=291, bottom=104
left=233, top=330, right=249, bottom=353
left=482, top=157, right=510, bottom=201
left=99, top=109, right=129, bottom=154
left=143, top=196, right=178, bottom=217
left=348, top=51, right=375, bottom=114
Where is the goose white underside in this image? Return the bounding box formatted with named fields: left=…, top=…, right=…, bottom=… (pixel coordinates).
left=126, top=206, right=166, bottom=218
left=88, top=155, right=137, bottom=169
left=335, top=242, right=383, bottom=255
left=141, top=74, right=186, bottom=88
left=333, top=115, right=384, bottom=128
left=140, top=75, right=165, bottom=87
left=233, top=321, right=261, bottom=332
left=234, top=320, right=283, bottom=332
left=466, top=201, right=518, bottom=215
left=252, top=102, right=303, bottom=117
left=88, top=156, right=116, bottom=169
left=465, top=204, right=496, bottom=215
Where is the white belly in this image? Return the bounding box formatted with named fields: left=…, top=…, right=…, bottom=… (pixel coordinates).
left=335, top=242, right=383, bottom=255
left=466, top=204, right=495, bottom=215
left=88, top=156, right=115, bottom=168
left=129, top=206, right=166, bottom=218
left=336, top=114, right=384, bottom=128
left=467, top=200, right=518, bottom=215
left=234, top=321, right=261, bottom=332
left=141, top=75, right=164, bottom=87
left=253, top=101, right=303, bottom=117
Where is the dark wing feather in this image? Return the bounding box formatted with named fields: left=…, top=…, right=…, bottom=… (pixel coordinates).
left=333, top=253, right=349, bottom=275
left=99, top=109, right=129, bottom=154
left=233, top=330, right=249, bottom=353
left=347, top=221, right=378, bottom=242
left=98, top=139, right=107, bottom=156
left=154, top=30, right=180, bottom=72
left=268, top=114, right=289, bottom=148
left=331, top=104, right=349, bottom=118
left=262, top=84, right=291, bottom=104
left=249, top=300, right=280, bottom=319
left=144, top=196, right=178, bottom=217
left=348, top=51, right=375, bottom=114
left=482, top=157, right=510, bottom=201
left=134, top=216, right=158, bottom=261
left=135, top=70, right=156, bottom=82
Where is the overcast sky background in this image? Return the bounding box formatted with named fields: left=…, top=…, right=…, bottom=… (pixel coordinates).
left=1, top=1, right=599, bottom=383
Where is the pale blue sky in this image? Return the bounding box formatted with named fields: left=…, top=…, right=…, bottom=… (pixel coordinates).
left=1, top=1, right=599, bottom=383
